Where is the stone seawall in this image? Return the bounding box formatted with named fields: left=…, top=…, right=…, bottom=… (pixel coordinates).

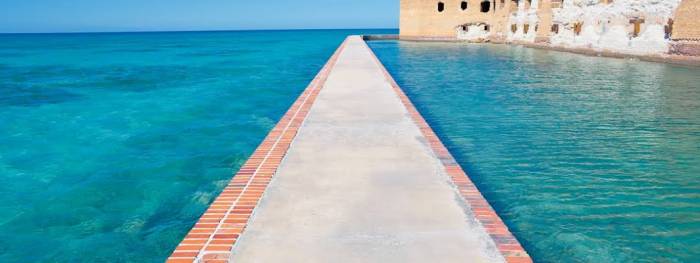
left=367, top=34, right=700, bottom=67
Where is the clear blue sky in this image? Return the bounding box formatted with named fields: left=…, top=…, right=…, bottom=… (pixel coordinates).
left=0, top=0, right=398, bottom=33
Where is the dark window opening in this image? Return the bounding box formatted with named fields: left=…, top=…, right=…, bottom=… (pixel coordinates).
left=665, top=19, right=674, bottom=39
left=551, top=24, right=559, bottom=34
left=524, top=24, right=530, bottom=34
left=461, top=1, right=468, bottom=10
left=511, top=24, right=517, bottom=33
left=438, top=2, right=445, bottom=12
left=462, top=25, right=468, bottom=31
left=484, top=25, right=490, bottom=31
left=481, top=1, right=491, bottom=12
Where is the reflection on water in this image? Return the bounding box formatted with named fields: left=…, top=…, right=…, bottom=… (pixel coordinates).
left=369, top=41, right=700, bottom=263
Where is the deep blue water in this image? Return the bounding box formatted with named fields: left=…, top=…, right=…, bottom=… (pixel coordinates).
left=368, top=41, right=700, bottom=263
left=0, top=29, right=395, bottom=262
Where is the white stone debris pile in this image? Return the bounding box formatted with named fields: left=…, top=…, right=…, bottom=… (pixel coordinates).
left=551, top=0, right=682, bottom=54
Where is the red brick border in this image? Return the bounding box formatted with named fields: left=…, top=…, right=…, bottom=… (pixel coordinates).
left=168, top=35, right=531, bottom=263
left=166, top=37, right=349, bottom=263
left=361, top=39, right=533, bottom=263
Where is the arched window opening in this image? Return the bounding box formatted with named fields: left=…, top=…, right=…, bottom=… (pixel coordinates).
left=437, top=2, right=445, bottom=12
left=461, top=1, right=468, bottom=10
left=524, top=24, right=530, bottom=34
left=511, top=24, right=517, bottom=33
left=481, top=1, right=491, bottom=12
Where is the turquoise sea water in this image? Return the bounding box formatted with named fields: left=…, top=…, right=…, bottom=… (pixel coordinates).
left=368, top=41, right=700, bottom=262
left=0, top=29, right=394, bottom=262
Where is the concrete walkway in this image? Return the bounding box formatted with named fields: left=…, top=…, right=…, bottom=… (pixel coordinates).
left=228, top=36, right=504, bottom=262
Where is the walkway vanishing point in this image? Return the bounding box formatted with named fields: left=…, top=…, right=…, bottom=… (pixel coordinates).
left=167, top=36, right=532, bottom=263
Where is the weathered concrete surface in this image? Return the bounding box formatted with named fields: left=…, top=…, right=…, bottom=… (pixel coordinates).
left=229, top=36, right=504, bottom=263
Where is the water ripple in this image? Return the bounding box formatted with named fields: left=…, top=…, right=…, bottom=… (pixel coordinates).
left=0, top=29, right=396, bottom=262
left=370, top=40, right=700, bottom=263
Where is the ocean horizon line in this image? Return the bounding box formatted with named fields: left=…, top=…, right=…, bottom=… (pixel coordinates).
left=0, top=27, right=398, bottom=35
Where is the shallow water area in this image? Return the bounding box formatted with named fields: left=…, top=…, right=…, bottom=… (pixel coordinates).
left=369, top=40, right=700, bottom=263
left=0, top=29, right=394, bottom=262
